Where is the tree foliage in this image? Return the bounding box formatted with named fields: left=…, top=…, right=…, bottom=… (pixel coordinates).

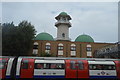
left=2, top=21, right=36, bottom=56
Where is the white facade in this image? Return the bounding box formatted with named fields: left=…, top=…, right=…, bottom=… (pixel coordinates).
left=55, top=13, right=71, bottom=41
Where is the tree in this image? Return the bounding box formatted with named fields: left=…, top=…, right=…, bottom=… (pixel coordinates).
left=2, top=21, right=36, bottom=56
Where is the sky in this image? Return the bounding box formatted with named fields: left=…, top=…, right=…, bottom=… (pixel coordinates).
left=1, top=2, right=119, bottom=43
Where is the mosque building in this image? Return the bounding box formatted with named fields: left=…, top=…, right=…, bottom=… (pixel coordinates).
left=31, top=12, right=113, bottom=58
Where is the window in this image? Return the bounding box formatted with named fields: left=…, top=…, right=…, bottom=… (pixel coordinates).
left=89, top=64, right=116, bottom=70
left=33, top=45, right=38, bottom=49
left=35, top=63, right=49, bottom=69
left=58, top=46, right=63, bottom=50
left=33, top=42, right=38, bottom=49
left=62, top=33, right=65, bottom=37
left=63, top=17, right=66, bottom=21
left=0, top=60, right=7, bottom=69
left=35, top=63, right=65, bottom=69
left=21, top=60, right=29, bottom=69
left=58, top=43, right=64, bottom=50
left=51, top=63, right=64, bottom=69
left=86, top=47, right=92, bottom=51
left=71, top=47, right=76, bottom=51
left=45, top=45, right=51, bottom=50
left=45, top=43, right=51, bottom=50
left=78, top=61, right=84, bottom=70
left=70, top=61, right=76, bottom=70
left=35, top=63, right=44, bottom=69
left=71, top=44, right=76, bottom=51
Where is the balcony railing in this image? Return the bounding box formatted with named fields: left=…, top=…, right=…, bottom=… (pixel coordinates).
left=55, top=21, right=71, bottom=26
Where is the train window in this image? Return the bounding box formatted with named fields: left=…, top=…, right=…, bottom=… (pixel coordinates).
left=0, top=63, right=4, bottom=69
left=0, top=60, right=7, bottom=69
left=50, top=64, right=56, bottom=69
left=70, top=61, right=76, bottom=70
left=35, top=63, right=44, bottom=69
left=43, top=63, right=50, bottom=69
left=104, top=65, right=116, bottom=70
left=89, top=64, right=116, bottom=70
left=35, top=63, right=65, bottom=69
left=78, top=61, right=84, bottom=70
left=51, top=63, right=64, bottom=69
left=35, top=63, right=49, bottom=69
left=21, top=60, right=29, bottom=69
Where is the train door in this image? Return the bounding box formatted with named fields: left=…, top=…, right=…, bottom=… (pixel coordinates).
left=77, top=60, right=89, bottom=78
left=65, top=60, right=77, bottom=78
left=20, top=58, right=34, bottom=78
left=65, top=60, right=89, bottom=78
left=114, top=61, right=120, bottom=79
left=0, top=58, right=8, bottom=79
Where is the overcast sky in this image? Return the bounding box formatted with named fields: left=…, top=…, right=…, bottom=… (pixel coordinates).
left=1, top=2, right=118, bottom=43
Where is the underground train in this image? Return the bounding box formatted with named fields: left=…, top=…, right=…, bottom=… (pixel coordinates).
left=0, top=56, right=120, bottom=79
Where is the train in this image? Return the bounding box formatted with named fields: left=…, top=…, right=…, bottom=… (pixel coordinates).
left=0, top=56, right=120, bottom=79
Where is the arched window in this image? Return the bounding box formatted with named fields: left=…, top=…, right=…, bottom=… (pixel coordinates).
left=58, top=43, right=64, bottom=56
left=33, top=42, right=38, bottom=49
left=62, top=33, right=65, bottom=37
left=58, top=43, right=64, bottom=50
left=86, top=44, right=92, bottom=57
left=87, top=44, right=91, bottom=47
left=71, top=44, right=76, bottom=51
left=86, top=44, right=92, bottom=51
left=33, top=42, right=38, bottom=55
left=45, top=42, right=51, bottom=50
left=70, top=44, right=76, bottom=56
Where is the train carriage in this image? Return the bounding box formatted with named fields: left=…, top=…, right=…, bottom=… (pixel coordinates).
left=0, top=56, right=120, bottom=79
left=88, top=61, right=117, bottom=78
left=0, top=56, right=16, bottom=79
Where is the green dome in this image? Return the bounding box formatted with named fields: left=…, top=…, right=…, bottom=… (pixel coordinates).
left=59, top=12, right=68, bottom=16
left=35, top=32, right=54, bottom=41
left=55, top=12, right=71, bottom=20
left=75, top=34, right=94, bottom=42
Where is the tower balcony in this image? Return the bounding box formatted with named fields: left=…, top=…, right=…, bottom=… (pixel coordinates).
left=55, top=21, right=71, bottom=27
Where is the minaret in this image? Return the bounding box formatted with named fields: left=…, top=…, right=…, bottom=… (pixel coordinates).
left=55, top=12, right=72, bottom=41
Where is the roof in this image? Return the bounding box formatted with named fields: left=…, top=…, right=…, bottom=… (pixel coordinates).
left=34, top=32, right=54, bottom=41
left=55, top=12, right=71, bottom=20
left=75, top=34, right=94, bottom=42
left=59, top=12, right=68, bottom=16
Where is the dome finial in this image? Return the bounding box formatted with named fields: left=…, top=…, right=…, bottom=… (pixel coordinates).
left=83, top=32, right=85, bottom=35
left=43, top=29, right=46, bottom=32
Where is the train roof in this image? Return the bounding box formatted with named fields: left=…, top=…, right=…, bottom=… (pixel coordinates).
left=18, top=56, right=120, bottom=61
left=0, top=56, right=120, bottom=61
